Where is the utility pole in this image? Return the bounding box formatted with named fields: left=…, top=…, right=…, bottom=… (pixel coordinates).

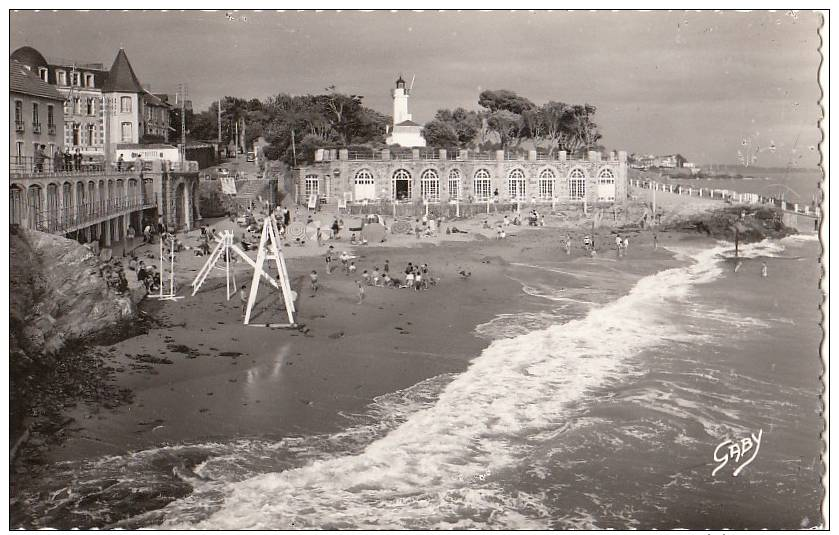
left=176, top=83, right=188, bottom=167
left=217, top=98, right=222, bottom=143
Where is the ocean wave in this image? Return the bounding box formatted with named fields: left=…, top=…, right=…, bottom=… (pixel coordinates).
left=155, top=245, right=731, bottom=530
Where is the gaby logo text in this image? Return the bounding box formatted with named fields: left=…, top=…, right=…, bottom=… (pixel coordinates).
left=712, top=429, right=763, bottom=477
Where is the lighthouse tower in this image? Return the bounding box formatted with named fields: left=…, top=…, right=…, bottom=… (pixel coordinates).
left=386, top=75, right=426, bottom=147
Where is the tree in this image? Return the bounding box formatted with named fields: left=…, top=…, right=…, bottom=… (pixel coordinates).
left=486, top=110, right=523, bottom=148
left=422, top=119, right=459, bottom=147
left=478, top=89, right=536, bottom=115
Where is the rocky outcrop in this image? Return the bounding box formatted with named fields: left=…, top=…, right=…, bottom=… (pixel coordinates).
left=664, top=204, right=797, bottom=242
left=10, top=227, right=138, bottom=358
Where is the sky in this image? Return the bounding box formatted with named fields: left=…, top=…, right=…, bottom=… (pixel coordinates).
left=10, top=10, right=824, bottom=166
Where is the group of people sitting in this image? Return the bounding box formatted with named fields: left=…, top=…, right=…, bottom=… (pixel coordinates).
left=128, top=256, right=161, bottom=293
left=98, top=259, right=129, bottom=294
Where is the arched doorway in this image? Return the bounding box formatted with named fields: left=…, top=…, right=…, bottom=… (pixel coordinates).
left=191, top=181, right=200, bottom=223
left=76, top=181, right=85, bottom=221
left=46, top=183, right=59, bottom=232
left=28, top=185, right=43, bottom=230
left=392, top=169, right=412, bottom=201
left=175, top=182, right=186, bottom=229
left=354, top=169, right=376, bottom=201
left=10, top=186, right=24, bottom=226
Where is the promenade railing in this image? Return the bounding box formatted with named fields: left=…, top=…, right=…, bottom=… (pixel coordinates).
left=28, top=194, right=159, bottom=234
left=631, top=179, right=821, bottom=218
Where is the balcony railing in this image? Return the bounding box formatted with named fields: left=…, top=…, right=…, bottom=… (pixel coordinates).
left=15, top=121, right=25, bottom=133
left=28, top=194, right=159, bottom=234
left=48, top=124, right=57, bottom=135
left=10, top=156, right=138, bottom=177
left=32, top=123, right=42, bottom=134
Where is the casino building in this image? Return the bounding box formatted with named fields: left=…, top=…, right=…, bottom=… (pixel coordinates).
left=294, top=77, right=627, bottom=210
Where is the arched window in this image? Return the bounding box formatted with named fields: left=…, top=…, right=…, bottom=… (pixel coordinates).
left=569, top=168, right=587, bottom=200
left=538, top=168, right=556, bottom=199
left=10, top=186, right=24, bottom=226
left=508, top=168, right=526, bottom=200
left=354, top=169, right=374, bottom=184
left=354, top=169, right=376, bottom=201
left=448, top=169, right=462, bottom=200
left=473, top=168, right=491, bottom=201
left=597, top=168, right=616, bottom=202
left=598, top=168, right=615, bottom=183
left=420, top=169, right=440, bottom=201
left=76, top=182, right=85, bottom=218
left=392, top=169, right=412, bottom=200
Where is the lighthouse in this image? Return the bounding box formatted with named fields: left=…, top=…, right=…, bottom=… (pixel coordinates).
left=385, top=75, right=426, bottom=147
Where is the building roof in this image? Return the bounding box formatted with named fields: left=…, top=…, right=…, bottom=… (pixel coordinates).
left=102, top=49, right=144, bottom=93
left=10, top=46, right=49, bottom=69
left=395, top=74, right=406, bottom=87
left=10, top=60, right=63, bottom=101
left=395, top=119, right=421, bottom=127
left=142, top=91, right=170, bottom=108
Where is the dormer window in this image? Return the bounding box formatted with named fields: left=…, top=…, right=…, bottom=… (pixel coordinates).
left=57, top=70, right=67, bottom=86
left=85, top=73, right=94, bottom=88
left=71, top=72, right=80, bottom=86
left=38, top=67, right=48, bottom=82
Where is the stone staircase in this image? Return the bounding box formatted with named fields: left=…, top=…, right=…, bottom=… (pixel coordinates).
left=233, top=179, right=273, bottom=209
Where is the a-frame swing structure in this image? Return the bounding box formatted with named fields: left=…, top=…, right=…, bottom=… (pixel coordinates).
left=244, top=217, right=296, bottom=326
left=191, top=220, right=295, bottom=326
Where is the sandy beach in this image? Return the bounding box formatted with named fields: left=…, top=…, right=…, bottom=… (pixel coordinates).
left=35, top=208, right=678, bottom=463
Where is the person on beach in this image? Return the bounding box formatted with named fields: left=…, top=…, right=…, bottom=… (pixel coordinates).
left=503, top=215, right=510, bottom=228
left=239, top=285, right=248, bottom=316
left=362, top=270, right=371, bottom=286
left=348, top=261, right=357, bottom=275
left=372, top=267, right=381, bottom=286
left=356, top=280, right=365, bottom=304
left=325, top=246, right=334, bottom=274
left=384, top=260, right=390, bottom=275
left=316, top=226, right=323, bottom=247
left=623, top=237, right=629, bottom=253
left=340, top=251, right=350, bottom=273
left=565, top=235, right=572, bottom=255
left=761, top=262, right=768, bottom=277
left=310, top=270, right=319, bottom=293
left=331, top=218, right=340, bottom=240
left=414, top=269, right=422, bottom=291
left=734, top=260, right=743, bottom=273
left=653, top=233, right=658, bottom=250
left=405, top=270, right=415, bottom=289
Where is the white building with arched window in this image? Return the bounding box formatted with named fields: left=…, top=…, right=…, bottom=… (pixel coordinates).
left=294, top=148, right=628, bottom=208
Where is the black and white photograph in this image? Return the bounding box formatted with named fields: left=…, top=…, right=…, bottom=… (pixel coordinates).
left=7, top=8, right=828, bottom=530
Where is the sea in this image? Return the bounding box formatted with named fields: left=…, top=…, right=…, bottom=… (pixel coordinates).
left=665, top=167, right=823, bottom=205
left=12, top=235, right=824, bottom=529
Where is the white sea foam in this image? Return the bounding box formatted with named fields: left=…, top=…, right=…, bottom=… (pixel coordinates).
left=157, top=244, right=731, bottom=530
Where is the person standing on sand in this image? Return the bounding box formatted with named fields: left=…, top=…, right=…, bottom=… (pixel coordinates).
left=623, top=237, right=629, bottom=254
left=761, top=262, right=768, bottom=277
left=325, top=246, right=334, bottom=274
left=384, top=259, right=390, bottom=275
left=356, top=280, right=365, bottom=304
left=565, top=235, right=572, bottom=255
left=734, top=260, right=743, bottom=273
left=653, top=233, right=658, bottom=250
left=239, top=285, right=248, bottom=316
left=310, top=270, right=319, bottom=293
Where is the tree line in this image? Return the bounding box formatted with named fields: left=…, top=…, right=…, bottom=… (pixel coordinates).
left=422, top=89, right=602, bottom=156
left=184, top=87, right=603, bottom=166
left=186, top=88, right=390, bottom=166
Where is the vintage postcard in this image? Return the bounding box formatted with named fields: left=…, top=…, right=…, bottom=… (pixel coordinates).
left=7, top=9, right=828, bottom=530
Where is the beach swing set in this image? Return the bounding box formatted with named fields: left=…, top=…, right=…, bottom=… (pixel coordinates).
left=156, top=234, right=183, bottom=301
left=191, top=217, right=296, bottom=327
